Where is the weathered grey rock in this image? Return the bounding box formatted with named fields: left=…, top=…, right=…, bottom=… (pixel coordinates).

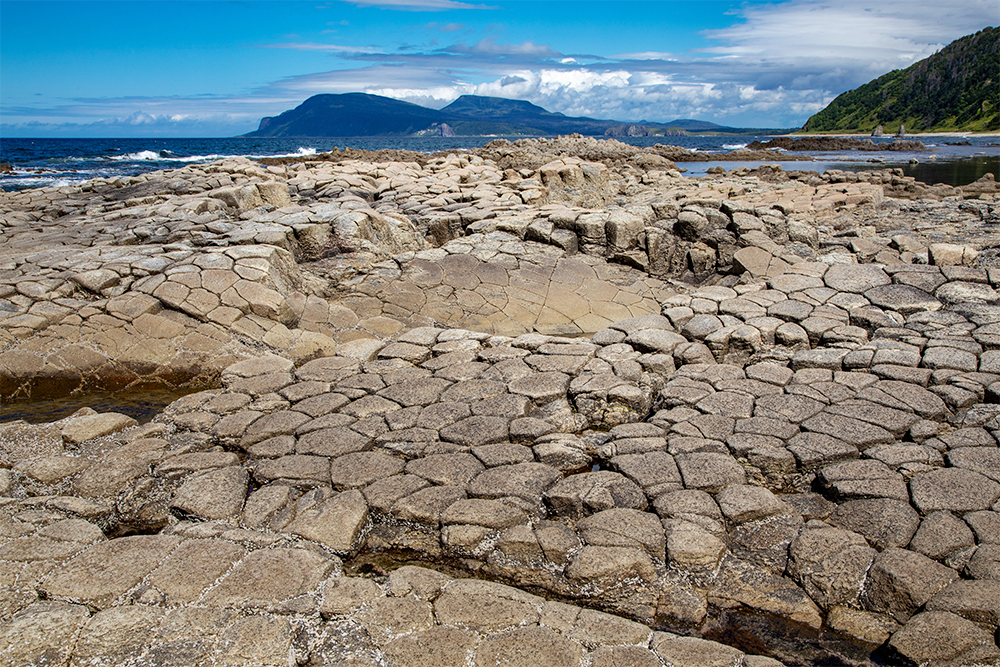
left=392, top=485, right=467, bottom=526
left=788, top=526, right=875, bottom=608
left=910, top=468, right=1000, bottom=513
left=320, top=576, right=383, bottom=617
left=965, top=510, right=1000, bottom=544
left=200, top=546, right=337, bottom=608
left=577, top=508, right=665, bottom=558
left=406, top=453, right=485, bottom=487
left=665, top=521, right=727, bottom=570
left=441, top=498, right=528, bottom=529
left=887, top=611, right=997, bottom=665
left=675, top=452, right=747, bottom=492
left=0, top=601, right=90, bottom=667
left=566, top=545, right=657, bottom=582
left=786, top=432, right=858, bottom=467
left=61, top=412, right=137, bottom=444
left=817, top=459, right=908, bottom=501
left=829, top=498, right=920, bottom=550
left=330, top=452, right=406, bottom=489
left=824, top=263, right=890, bottom=293
left=467, top=462, right=562, bottom=504
left=936, top=280, right=999, bottom=305
left=864, top=284, right=941, bottom=315
left=170, top=466, right=248, bottom=520
left=383, top=626, right=480, bottom=667
left=72, top=604, right=165, bottom=666
left=715, top=485, right=789, bottom=523
left=909, top=511, right=976, bottom=560
left=610, top=451, right=682, bottom=497
left=862, top=547, right=958, bottom=622
left=545, top=471, right=646, bottom=518
left=440, top=415, right=509, bottom=446
left=926, top=579, right=1000, bottom=630
left=967, top=544, right=1000, bottom=580
left=651, top=633, right=745, bottom=667
left=146, top=538, right=245, bottom=604
left=296, top=426, right=368, bottom=457
left=801, top=411, right=894, bottom=450
left=434, top=579, right=542, bottom=632
left=41, top=535, right=181, bottom=608
left=254, top=454, right=330, bottom=484
left=285, top=490, right=369, bottom=553
left=474, top=626, right=583, bottom=667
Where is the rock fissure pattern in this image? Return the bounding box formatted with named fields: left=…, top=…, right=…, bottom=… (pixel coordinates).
left=2, top=137, right=999, bottom=667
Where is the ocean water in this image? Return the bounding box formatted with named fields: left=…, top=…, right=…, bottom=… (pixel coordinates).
left=1, top=135, right=997, bottom=192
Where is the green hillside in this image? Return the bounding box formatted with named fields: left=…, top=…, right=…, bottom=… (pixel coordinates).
left=803, top=26, right=999, bottom=134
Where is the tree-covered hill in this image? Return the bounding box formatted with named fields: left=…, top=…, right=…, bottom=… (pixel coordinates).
left=803, top=26, right=999, bottom=134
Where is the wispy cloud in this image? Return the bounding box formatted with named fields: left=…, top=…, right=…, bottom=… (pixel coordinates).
left=261, top=42, right=382, bottom=53
left=440, top=38, right=561, bottom=58
left=420, top=22, right=468, bottom=32
left=348, top=0, right=495, bottom=10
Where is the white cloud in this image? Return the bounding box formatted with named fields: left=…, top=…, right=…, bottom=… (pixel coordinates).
left=701, top=0, right=996, bottom=87
left=362, top=67, right=827, bottom=127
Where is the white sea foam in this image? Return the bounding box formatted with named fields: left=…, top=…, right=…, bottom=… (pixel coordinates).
left=109, top=150, right=163, bottom=161
left=722, top=143, right=747, bottom=150
left=105, top=146, right=318, bottom=164
left=248, top=146, right=317, bottom=159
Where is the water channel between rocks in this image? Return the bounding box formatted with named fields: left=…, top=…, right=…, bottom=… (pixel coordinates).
left=0, top=388, right=195, bottom=424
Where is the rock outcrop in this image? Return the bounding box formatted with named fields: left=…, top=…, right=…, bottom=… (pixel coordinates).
left=1, top=137, right=999, bottom=667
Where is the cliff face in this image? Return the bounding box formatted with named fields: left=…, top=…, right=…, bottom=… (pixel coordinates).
left=803, top=27, right=1000, bottom=134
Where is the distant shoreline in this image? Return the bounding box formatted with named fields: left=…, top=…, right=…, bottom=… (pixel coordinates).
left=785, top=131, right=1000, bottom=138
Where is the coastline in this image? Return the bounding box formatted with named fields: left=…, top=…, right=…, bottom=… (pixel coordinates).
left=786, top=131, right=1000, bottom=138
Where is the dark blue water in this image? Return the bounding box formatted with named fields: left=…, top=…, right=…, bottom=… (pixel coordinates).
left=1, top=135, right=996, bottom=191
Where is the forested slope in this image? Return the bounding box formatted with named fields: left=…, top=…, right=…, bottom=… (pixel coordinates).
left=803, top=27, right=999, bottom=133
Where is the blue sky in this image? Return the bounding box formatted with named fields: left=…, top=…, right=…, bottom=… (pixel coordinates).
left=1, top=0, right=996, bottom=137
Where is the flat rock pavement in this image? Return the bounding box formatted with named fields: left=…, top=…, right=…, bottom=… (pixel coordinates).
left=1, top=142, right=999, bottom=667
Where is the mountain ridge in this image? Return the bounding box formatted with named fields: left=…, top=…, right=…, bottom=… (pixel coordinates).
left=243, top=93, right=793, bottom=138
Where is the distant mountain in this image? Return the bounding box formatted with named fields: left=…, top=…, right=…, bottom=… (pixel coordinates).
left=249, top=93, right=446, bottom=138
left=244, top=93, right=794, bottom=138
left=803, top=27, right=999, bottom=134
left=439, top=95, right=616, bottom=135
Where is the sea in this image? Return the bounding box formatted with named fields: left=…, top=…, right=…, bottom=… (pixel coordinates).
left=2, top=135, right=998, bottom=193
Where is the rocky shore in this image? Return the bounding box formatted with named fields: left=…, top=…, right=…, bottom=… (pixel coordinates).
left=1, top=135, right=999, bottom=666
